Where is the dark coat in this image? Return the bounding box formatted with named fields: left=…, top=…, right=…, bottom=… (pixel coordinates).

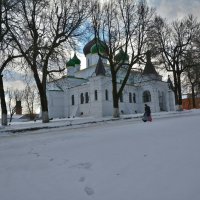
left=145, top=105, right=151, bottom=117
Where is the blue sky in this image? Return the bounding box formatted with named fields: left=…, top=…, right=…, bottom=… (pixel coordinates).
left=148, top=0, right=200, bottom=20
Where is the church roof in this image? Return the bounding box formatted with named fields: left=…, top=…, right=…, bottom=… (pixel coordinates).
left=72, top=54, right=81, bottom=65
left=66, top=59, right=76, bottom=67
left=114, top=48, right=129, bottom=62
left=83, top=38, right=97, bottom=55
left=95, top=57, right=106, bottom=76
left=142, top=50, right=159, bottom=76
left=83, top=38, right=108, bottom=56
left=91, top=42, right=107, bottom=55
left=66, top=53, right=81, bottom=67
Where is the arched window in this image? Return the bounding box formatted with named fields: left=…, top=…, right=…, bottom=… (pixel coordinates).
left=143, top=90, right=151, bottom=103
left=80, top=93, right=84, bottom=104
left=85, top=92, right=89, bottom=103
left=71, top=95, right=75, bottom=105
left=129, top=93, right=132, bottom=103
left=95, top=90, right=98, bottom=101
left=133, top=93, right=136, bottom=103
left=105, top=89, right=109, bottom=101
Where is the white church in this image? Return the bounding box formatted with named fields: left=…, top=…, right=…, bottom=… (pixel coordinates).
left=47, top=38, right=176, bottom=118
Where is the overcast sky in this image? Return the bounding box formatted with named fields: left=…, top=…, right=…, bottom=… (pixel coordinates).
left=147, top=0, right=200, bottom=20
left=6, top=0, right=200, bottom=90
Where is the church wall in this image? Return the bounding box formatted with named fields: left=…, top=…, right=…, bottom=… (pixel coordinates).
left=101, top=82, right=140, bottom=116
left=154, top=81, right=175, bottom=112
left=75, top=64, right=80, bottom=72
left=66, top=64, right=80, bottom=76
left=137, top=81, right=160, bottom=113
left=79, top=81, right=101, bottom=117
left=67, top=66, right=76, bottom=76
left=88, top=76, right=106, bottom=117
left=138, top=80, right=175, bottom=113
left=59, top=77, right=87, bottom=89
left=102, top=84, right=113, bottom=117
left=102, top=101, right=113, bottom=116
left=63, top=89, right=70, bottom=118
left=47, top=76, right=175, bottom=119
left=68, top=85, right=90, bottom=117
left=75, top=65, right=96, bottom=79
left=47, top=91, right=65, bottom=118
left=91, top=54, right=99, bottom=67
left=168, top=90, right=176, bottom=111
left=118, top=84, right=139, bottom=115
left=68, top=78, right=104, bottom=117
left=85, top=53, right=98, bottom=68
left=85, top=53, right=107, bottom=69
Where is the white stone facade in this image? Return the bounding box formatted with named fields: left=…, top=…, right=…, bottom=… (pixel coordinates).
left=47, top=41, right=175, bottom=119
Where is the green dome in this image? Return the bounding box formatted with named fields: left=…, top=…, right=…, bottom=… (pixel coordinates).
left=66, top=53, right=81, bottom=67
left=66, top=59, right=76, bottom=67
left=72, top=54, right=81, bottom=65
left=114, top=49, right=129, bottom=62
left=90, top=42, right=107, bottom=54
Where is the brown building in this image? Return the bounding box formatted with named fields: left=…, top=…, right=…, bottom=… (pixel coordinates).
left=16, top=101, right=22, bottom=115
left=182, top=98, right=200, bottom=110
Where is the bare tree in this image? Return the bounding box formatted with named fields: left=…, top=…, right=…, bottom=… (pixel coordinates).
left=7, top=90, right=15, bottom=123
left=149, top=15, right=200, bottom=108
left=23, top=82, right=39, bottom=120
left=91, top=0, right=155, bottom=117
left=8, top=0, right=90, bottom=123
left=182, top=49, right=200, bottom=108
left=0, top=0, right=21, bottom=125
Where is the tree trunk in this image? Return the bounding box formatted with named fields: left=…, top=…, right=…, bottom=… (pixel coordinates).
left=42, top=111, right=49, bottom=123
left=177, top=73, right=182, bottom=107
left=0, top=74, right=7, bottom=125
left=34, top=74, right=49, bottom=123
left=9, top=113, right=14, bottom=123
left=172, top=71, right=178, bottom=105
left=113, top=97, right=120, bottom=118
left=191, top=84, right=196, bottom=108
left=39, top=87, right=49, bottom=123
left=112, top=75, right=120, bottom=118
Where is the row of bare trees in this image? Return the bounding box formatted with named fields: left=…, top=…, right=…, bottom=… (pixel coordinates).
left=91, top=0, right=200, bottom=114
left=148, top=15, right=200, bottom=108
left=8, top=0, right=90, bottom=123
left=1, top=0, right=200, bottom=125
left=6, top=83, right=38, bottom=122
left=0, top=0, right=23, bottom=125
left=182, top=31, right=200, bottom=108
left=0, top=0, right=90, bottom=125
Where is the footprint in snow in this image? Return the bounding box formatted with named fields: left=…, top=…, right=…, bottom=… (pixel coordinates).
left=69, top=162, right=92, bottom=170
left=84, top=186, right=94, bottom=196
left=32, top=152, right=40, bottom=157
left=79, top=177, right=85, bottom=182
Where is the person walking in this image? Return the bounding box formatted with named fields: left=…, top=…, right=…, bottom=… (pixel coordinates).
left=143, top=104, right=152, bottom=122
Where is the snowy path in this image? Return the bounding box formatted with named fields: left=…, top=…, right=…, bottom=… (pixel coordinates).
left=0, top=112, right=200, bottom=200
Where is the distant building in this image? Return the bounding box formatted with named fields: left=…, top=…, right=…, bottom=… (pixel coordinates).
left=182, top=97, right=200, bottom=110
left=15, top=101, right=22, bottom=115
left=47, top=38, right=175, bottom=118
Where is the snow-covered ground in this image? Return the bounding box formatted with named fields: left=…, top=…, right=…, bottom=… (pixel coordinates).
left=0, top=110, right=200, bottom=200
